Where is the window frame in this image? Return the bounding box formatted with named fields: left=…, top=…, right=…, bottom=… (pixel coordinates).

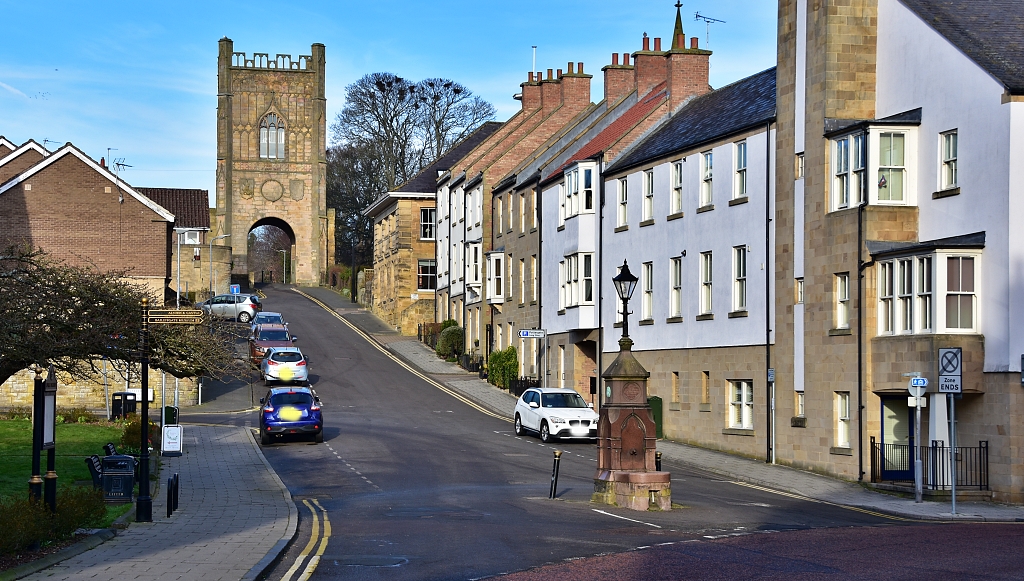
left=670, top=257, right=682, bottom=317
left=417, top=259, right=437, bottom=291
left=641, top=261, right=653, bottom=321
left=941, top=130, right=958, bottom=190
left=733, top=246, right=747, bottom=312
left=945, top=255, right=976, bottom=331
left=836, top=273, right=851, bottom=329
left=729, top=380, right=753, bottom=430
left=877, top=132, right=907, bottom=203
left=420, top=207, right=436, bottom=240
left=582, top=168, right=594, bottom=212
left=734, top=141, right=747, bottom=199
left=642, top=170, right=654, bottom=221
left=617, top=178, right=628, bottom=227
left=700, top=151, right=713, bottom=207
left=836, top=392, right=851, bottom=448
left=700, top=251, right=713, bottom=315
left=259, top=113, right=285, bottom=160
left=670, top=160, right=683, bottom=214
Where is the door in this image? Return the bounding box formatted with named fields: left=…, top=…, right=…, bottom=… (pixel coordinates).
left=880, top=396, right=914, bottom=481
left=522, top=390, right=541, bottom=431
left=211, top=295, right=230, bottom=317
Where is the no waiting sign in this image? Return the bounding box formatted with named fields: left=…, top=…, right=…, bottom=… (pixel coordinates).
left=938, top=348, right=962, bottom=393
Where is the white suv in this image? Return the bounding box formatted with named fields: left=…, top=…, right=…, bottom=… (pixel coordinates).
left=514, top=388, right=598, bottom=443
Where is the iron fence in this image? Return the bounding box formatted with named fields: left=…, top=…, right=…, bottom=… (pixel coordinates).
left=870, top=437, right=988, bottom=490
left=508, top=377, right=540, bottom=398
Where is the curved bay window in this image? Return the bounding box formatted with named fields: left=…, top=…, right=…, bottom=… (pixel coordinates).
left=260, top=113, right=286, bottom=159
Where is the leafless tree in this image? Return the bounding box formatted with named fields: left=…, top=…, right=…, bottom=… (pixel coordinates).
left=415, top=78, right=496, bottom=169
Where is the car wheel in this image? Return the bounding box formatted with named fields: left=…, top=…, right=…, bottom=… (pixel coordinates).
left=238, top=311, right=253, bottom=323
left=540, top=421, right=554, bottom=443
left=260, top=430, right=271, bottom=446
left=264, top=375, right=272, bottom=387
left=314, top=431, right=324, bottom=444
left=514, top=414, right=525, bottom=436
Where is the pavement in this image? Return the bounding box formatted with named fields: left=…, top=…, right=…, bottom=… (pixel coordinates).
left=15, top=285, right=1023, bottom=580
left=295, top=286, right=1024, bottom=524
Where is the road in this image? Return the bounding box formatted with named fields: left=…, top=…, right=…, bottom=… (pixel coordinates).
left=182, top=286, right=1024, bottom=580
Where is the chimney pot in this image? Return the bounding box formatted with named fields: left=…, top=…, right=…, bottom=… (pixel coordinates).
left=567, top=61, right=574, bottom=74
left=677, top=34, right=685, bottom=49
left=623, top=53, right=631, bottom=66
left=100, top=157, right=105, bottom=168
left=612, top=53, right=619, bottom=66
left=578, top=62, right=583, bottom=73
left=690, top=37, right=698, bottom=49
left=547, top=68, right=553, bottom=80
left=557, top=68, right=563, bottom=78
left=654, top=38, right=662, bottom=51
left=642, top=36, right=650, bottom=51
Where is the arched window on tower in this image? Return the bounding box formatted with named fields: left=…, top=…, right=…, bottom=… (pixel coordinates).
left=259, top=113, right=285, bottom=159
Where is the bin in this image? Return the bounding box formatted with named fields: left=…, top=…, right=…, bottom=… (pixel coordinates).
left=648, top=396, right=664, bottom=439
left=111, top=392, right=137, bottom=419
left=163, top=405, right=179, bottom=425
left=101, top=455, right=136, bottom=503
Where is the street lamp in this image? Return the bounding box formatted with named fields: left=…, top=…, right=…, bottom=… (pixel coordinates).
left=612, top=260, right=639, bottom=339
left=277, top=249, right=287, bottom=285
left=209, top=234, right=231, bottom=299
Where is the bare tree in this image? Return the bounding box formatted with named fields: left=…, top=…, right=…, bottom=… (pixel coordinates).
left=326, top=143, right=385, bottom=266
left=415, top=78, right=496, bottom=169
left=0, top=244, right=242, bottom=387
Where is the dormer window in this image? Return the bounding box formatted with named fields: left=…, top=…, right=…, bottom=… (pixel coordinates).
left=260, top=113, right=285, bottom=159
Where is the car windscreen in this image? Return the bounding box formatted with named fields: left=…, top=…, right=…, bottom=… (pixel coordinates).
left=257, top=315, right=283, bottom=324
left=270, top=393, right=313, bottom=406
left=542, top=393, right=589, bottom=408
left=259, top=331, right=291, bottom=341
left=271, top=352, right=303, bottom=363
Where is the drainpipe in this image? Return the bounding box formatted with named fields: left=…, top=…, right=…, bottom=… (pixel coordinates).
left=856, top=136, right=871, bottom=482
left=596, top=153, right=606, bottom=411
left=765, top=121, right=774, bottom=464
left=536, top=174, right=544, bottom=385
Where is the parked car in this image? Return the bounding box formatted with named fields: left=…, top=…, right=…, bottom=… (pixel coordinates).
left=259, top=386, right=323, bottom=445
left=250, top=311, right=287, bottom=336
left=260, top=347, right=309, bottom=386
left=197, top=293, right=262, bottom=323
left=249, top=323, right=297, bottom=367
left=514, top=388, right=598, bottom=443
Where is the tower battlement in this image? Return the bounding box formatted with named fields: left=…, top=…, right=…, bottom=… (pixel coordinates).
left=230, top=52, right=315, bottom=71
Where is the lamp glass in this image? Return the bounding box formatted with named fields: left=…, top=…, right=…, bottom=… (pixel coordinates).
left=612, top=262, right=639, bottom=301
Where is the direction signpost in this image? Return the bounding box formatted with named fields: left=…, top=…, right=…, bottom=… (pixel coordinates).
left=938, top=348, right=962, bottom=515
left=906, top=375, right=928, bottom=503
left=148, top=309, right=205, bottom=325
left=519, top=329, right=547, bottom=388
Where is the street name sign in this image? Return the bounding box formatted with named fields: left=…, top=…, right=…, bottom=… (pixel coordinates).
left=149, top=309, right=205, bottom=325
left=519, top=329, right=546, bottom=339
left=938, top=347, right=962, bottom=393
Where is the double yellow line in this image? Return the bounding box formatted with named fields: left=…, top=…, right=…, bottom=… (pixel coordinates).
left=280, top=499, right=330, bottom=581
left=292, top=289, right=510, bottom=423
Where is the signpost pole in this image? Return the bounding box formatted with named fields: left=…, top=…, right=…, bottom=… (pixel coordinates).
left=543, top=331, right=549, bottom=390
left=915, top=395, right=922, bottom=503
left=950, top=393, right=956, bottom=516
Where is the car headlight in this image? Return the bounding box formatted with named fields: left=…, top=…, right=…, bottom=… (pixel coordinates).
left=550, top=416, right=565, bottom=424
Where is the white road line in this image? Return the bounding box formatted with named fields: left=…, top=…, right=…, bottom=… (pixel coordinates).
left=591, top=509, right=662, bottom=529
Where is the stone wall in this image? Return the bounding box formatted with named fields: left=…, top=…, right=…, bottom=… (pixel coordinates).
left=1, top=365, right=199, bottom=413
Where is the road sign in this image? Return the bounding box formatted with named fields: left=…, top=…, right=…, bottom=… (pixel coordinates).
left=519, top=329, right=545, bottom=339
left=938, top=347, right=962, bottom=393
left=767, top=368, right=775, bottom=383
left=148, top=309, right=205, bottom=325
left=229, top=284, right=241, bottom=294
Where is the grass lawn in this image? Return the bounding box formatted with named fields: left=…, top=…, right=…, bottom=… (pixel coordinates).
left=0, top=419, right=124, bottom=501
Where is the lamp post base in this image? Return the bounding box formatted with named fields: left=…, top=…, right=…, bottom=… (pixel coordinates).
left=592, top=470, right=672, bottom=511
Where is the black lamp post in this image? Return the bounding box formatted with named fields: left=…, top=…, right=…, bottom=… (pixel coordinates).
left=43, top=365, right=57, bottom=512
left=137, top=297, right=153, bottom=522
left=28, top=365, right=44, bottom=502
left=612, top=260, right=639, bottom=339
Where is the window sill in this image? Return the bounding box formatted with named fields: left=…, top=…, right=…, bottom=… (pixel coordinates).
left=558, top=309, right=566, bottom=315
left=723, top=427, right=754, bottom=436
left=696, top=204, right=715, bottom=214
left=507, top=229, right=513, bottom=234
left=639, top=219, right=655, bottom=227
left=933, top=187, right=960, bottom=199
left=829, top=446, right=853, bottom=456
left=529, top=300, right=537, bottom=306
left=828, top=327, right=852, bottom=336
left=728, top=196, right=749, bottom=207
left=530, top=227, right=537, bottom=233
left=728, top=310, right=748, bottom=318
left=667, top=211, right=684, bottom=221
left=699, top=402, right=711, bottom=412
left=496, top=233, right=502, bottom=238
left=518, top=303, right=525, bottom=308
left=696, top=313, right=714, bottom=321
left=613, top=322, right=623, bottom=328
left=420, top=238, right=436, bottom=242
left=668, top=402, right=681, bottom=411
left=665, top=316, right=683, bottom=324
left=614, top=225, right=629, bottom=233
left=519, top=232, right=526, bottom=238
left=557, top=225, right=565, bottom=232
left=639, top=319, right=654, bottom=326
left=791, top=416, right=807, bottom=428
left=475, top=222, right=481, bottom=227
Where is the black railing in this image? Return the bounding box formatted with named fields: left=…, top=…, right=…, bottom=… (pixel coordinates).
left=870, top=437, right=988, bottom=490
left=508, top=377, right=540, bottom=398
left=460, top=355, right=482, bottom=373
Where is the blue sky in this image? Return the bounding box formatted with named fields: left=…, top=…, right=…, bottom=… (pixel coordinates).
left=0, top=1, right=776, bottom=203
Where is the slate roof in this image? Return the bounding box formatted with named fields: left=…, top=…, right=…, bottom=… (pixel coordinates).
left=900, top=0, right=1024, bottom=94
left=607, top=68, right=777, bottom=175
left=396, top=122, right=502, bottom=193
left=543, top=82, right=668, bottom=183
left=136, top=188, right=210, bottom=229
left=867, top=231, right=985, bottom=258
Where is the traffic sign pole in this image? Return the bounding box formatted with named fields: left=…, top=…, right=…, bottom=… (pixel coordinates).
left=950, top=393, right=957, bottom=516
left=906, top=375, right=927, bottom=503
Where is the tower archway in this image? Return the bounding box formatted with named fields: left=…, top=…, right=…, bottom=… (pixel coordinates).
left=248, top=218, right=296, bottom=284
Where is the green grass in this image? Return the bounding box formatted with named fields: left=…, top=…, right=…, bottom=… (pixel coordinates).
left=0, top=419, right=124, bottom=500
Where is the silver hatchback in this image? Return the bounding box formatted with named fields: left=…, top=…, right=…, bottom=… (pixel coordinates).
left=199, top=293, right=262, bottom=323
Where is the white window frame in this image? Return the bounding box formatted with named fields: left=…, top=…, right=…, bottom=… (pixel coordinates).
left=700, top=151, right=713, bottom=207
left=730, top=380, right=753, bottom=430
left=836, top=273, right=850, bottom=329
left=582, top=168, right=594, bottom=212
left=700, top=251, right=713, bottom=315
left=945, top=255, right=976, bottom=331
left=617, top=178, right=628, bottom=227
left=558, top=260, right=566, bottom=311
left=796, top=278, right=804, bottom=304
left=259, top=113, right=285, bottom=159
left=733, top=246, right=747, bottom=312
left=641, top=261, right=653, bottom=321
left=879, top=262, right=895, bottom=334
left=642, top=170, right=654, bottom=221
left=836, top=392, right=851, bottom=448
left=941, top=130, right=958, bottom=190
left=558, top=183, right=566, bottom=226
left=562, top=253, right=594, bottom=307
left=491, top=255, right=503, bottom=299
left=670, top=257, right=682, bottom=317
left=877, top=132, right=906, bottom=203
left=519, top=191, right=527, bottom=233
left=181, top=230, right=201, bottom=245
left=582, top=254, right=593, bottom=304
left=796, top=391, right=805, bottom=417
left=833, top=133, right=866, bottom=210
left=531, top=255, right=537, bottom=302
left=497, top=196, right=504, bottom=233
left=917, top=256, right=932, bottom=331
left=898, top=258, right=913, bottom=333
left=734, top=141, right=747, bottom=199
left=519, top=258, right=525, bottom=304
left=420, top=207, right=436, bottom=240
left=671, top=161, right=683, bottom=214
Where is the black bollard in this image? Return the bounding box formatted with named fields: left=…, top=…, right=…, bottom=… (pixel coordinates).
left=549, top=450, right=563, bottom=499
left=656, top=451, right=662, bottom=472
left=167, top=477, right=173, bottom=518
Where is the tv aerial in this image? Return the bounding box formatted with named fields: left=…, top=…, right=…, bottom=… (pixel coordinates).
left=694, top=12, right=726, bottom=48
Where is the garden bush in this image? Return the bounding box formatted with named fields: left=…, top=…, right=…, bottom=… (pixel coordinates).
left=487, top=346, right=519, bottom=391
left=119, top=416, right=160, bottom=454
left=0, top=486, right=104, bottom=555
left=58, top=407, right=98, bottom=424
left=435, top=325, right=464, bottom=359
left=0, top=407, right=31, bottom=420
left=439, top=319, right=458, bottom=331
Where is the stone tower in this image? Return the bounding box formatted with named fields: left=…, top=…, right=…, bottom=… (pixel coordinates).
left=216, top=38, right=330, bottom=286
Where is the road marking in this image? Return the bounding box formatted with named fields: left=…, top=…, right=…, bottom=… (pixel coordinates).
left=292, top=288, right=510, bottom=423
left=296, top=499, right=331, bottom=581
left=591, top=509, right=662, bottom=529
left=279, top=500, right=321, bottom=581
left=728, top=481, right=919, bottom=522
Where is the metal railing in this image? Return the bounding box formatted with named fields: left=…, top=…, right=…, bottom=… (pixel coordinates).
left=870, top=437, right=988, bottom=490
left=508, top=377, right=540, bottom=398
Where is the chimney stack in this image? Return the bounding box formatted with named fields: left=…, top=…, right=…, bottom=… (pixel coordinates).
left=634, top=34, right=668, bottom=97
left=666, top=37, right=712, bottom=110
left=603, top=51, right=634, bottom=104
left=520, top=71, right=542, bottom=110
left=561, top=60, right=592, bottom=109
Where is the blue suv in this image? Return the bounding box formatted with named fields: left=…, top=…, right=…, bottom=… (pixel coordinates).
left=259, top=386, right=323, bottom=445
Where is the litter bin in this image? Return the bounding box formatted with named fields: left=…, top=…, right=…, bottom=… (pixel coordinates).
left=101, top=455, right=136, bottom=503
left=163, top=405, right=179, bottom=425
left=111, top=392, right=137, bottom=419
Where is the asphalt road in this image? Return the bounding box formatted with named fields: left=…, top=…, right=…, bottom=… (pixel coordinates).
left=182, top=286, right=1024, bottom=581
